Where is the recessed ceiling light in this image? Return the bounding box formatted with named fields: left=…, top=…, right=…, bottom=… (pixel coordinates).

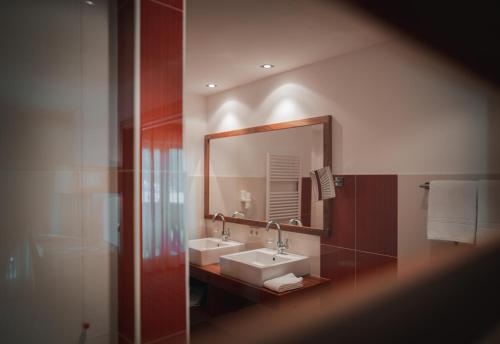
left=85, top=0, right=95, bottom=5
left=206, top=83, right=217, bottom=88
left=260, top=64, right=274, bottom=69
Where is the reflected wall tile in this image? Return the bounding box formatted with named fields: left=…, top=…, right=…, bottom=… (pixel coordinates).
left=0, top=89, right=82, bottom=172
left=83, top=247, right=118, bottom=341
left=0, top=170, right=82, bottom=240
left=81, top=0, right=119, bottom=169
left=284, top=231, right=321, bottom=276
left=86, top=335, right=117, bottom=344
left=32, top=246, right=84, bottom=342
left=1, top=0, right=119, bottom=342
left=209, top=176, right=266, bottom=220
left=81, top=170, right=119, bottom=340
left=82, top=169, right=120, bottom=245
left=0, top=172, right=84, bottom=343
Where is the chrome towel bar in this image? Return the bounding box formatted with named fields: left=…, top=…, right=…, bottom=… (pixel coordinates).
left=419, top=182, right=430, bottom=190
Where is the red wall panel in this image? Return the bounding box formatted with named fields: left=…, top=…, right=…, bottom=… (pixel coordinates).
left=356, top=251, right=397, bottom=280
left=141, top=121, right=185, bottom=343
left=322, top=175, right=356, bottom=249
left=140, top=0, right=185, bottom=343
left=321, top=175, right=398, bottom=288
left=356, top=175, right=398, bottom=256
left=320, top=244, right=356, bottom=288
left=141, top=0, right=182, bottom=127
left=152, top=0, right=183, bottom=11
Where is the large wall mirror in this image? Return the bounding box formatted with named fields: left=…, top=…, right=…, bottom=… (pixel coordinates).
left=204, top=116, right=332, bottom=236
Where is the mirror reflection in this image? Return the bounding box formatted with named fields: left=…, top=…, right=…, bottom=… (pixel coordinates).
left=209, top=124, right=324, bottom=229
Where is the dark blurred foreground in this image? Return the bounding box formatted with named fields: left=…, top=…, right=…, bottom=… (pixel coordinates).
left=192, top=237, right=500, bottom=343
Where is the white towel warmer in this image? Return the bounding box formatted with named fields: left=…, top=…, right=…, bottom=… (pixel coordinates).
left=266, top=153, right=302, bottom=222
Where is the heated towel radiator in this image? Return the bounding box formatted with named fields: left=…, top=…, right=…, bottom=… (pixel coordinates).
left=266, top=153, right=302, bottom=222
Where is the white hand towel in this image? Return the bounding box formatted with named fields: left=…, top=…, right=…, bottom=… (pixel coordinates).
left=427, top=180, right=478, bottom=244
left=476, top=180, right=500, bottom=245
left=263, top=273, right=303, bottom=293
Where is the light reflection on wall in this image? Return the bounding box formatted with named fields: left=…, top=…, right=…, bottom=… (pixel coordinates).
left=261, top=83, right=309, bottom=123
left=208, top=82, right=321, bottom=132
left=209, top=98, right=248, bottom=132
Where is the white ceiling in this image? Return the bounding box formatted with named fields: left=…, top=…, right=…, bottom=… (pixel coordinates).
left=186, top=0, right=392, bottom=95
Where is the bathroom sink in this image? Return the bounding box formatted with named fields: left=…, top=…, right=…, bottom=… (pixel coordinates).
left=219, top=248, right=310, bottom=287
left=189, top=238, right=245, bottom=266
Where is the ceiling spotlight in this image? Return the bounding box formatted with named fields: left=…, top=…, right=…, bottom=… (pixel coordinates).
left=206, top=83, right=217, bottom=88
left=260, top=64, right=274, bottom=69
left=85, top=0, right=95, bottom=5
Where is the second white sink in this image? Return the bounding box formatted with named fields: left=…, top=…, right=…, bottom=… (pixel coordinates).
left=219, top=248, right=310, bottom=287
left=189, top=238, right=244, bottom=266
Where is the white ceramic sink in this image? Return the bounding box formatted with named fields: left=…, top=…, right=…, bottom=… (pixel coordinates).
left=219, top=248, right=310, bottom=287
left=189, top=238, right=244, bottom=266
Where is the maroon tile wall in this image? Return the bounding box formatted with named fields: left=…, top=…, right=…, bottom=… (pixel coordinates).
left=320, top=244, right=356, bottom=288
left=356, top=175, right=398, bottom=256
left=154, top=0, right=183, bottom=10
left=322, top=175, right=356, bottom=249
left=356, top=251, right=397, bottom=280
left=320, top=175, right=398, bottom=287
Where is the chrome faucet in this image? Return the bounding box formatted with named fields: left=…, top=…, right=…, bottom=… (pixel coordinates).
left=266, top=220, right=288, bottom=254
left=232, top=211, right=245, bottom=219
left=288, top=218, right=303, bottom=226
left=212, top=213, right=230, bottom=241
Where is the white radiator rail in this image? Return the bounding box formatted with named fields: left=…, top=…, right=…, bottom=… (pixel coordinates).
left=266, top=154, right=302, bottom=222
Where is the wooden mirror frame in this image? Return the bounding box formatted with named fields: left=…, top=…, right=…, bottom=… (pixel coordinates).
left=204, top=115, right=332, bottom=236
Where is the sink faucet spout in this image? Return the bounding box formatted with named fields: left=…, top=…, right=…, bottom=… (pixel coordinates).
left=212, top=213, right=230, bottom=241
left=265, top=220, right=288, bottom=254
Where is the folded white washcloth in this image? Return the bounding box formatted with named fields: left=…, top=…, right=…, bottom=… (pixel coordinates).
left=263, top=273, right=303, bottom=293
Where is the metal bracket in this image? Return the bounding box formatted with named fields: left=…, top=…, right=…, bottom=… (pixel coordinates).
left=419, top=182, right=430, bottom=190
left=334, top=176, right=344, bottom=187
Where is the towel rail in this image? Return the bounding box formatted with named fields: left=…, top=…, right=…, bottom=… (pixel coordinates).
left=419, top=182, right=430, bottom=190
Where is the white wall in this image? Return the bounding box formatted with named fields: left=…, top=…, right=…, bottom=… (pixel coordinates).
left=206, top=40, right=498, bottom=175
left=184, top=93, right=208, bottom=239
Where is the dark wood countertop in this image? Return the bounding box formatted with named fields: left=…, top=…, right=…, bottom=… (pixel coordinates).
left=190, top=263, right=330, bottom=304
